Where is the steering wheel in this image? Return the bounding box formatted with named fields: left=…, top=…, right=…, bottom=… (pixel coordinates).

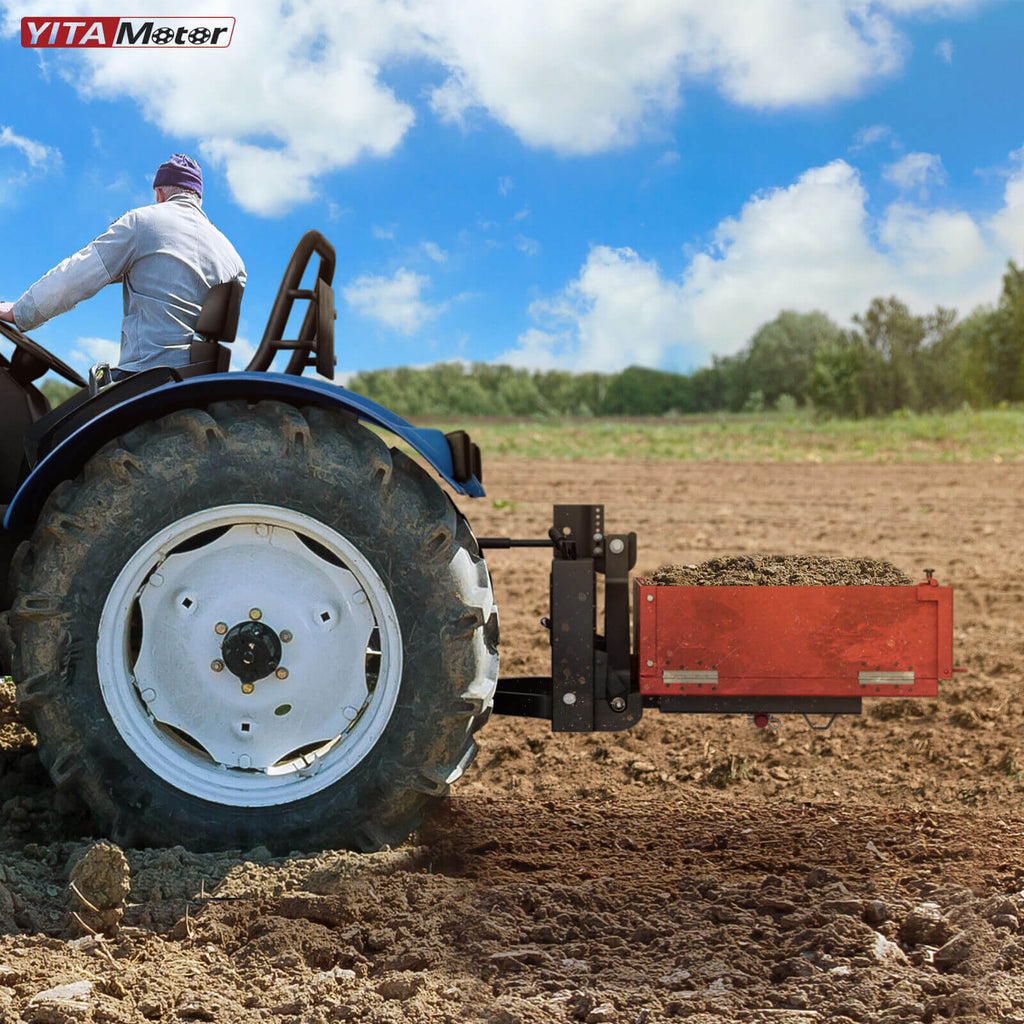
left=0, top=318, right=87, bottom=388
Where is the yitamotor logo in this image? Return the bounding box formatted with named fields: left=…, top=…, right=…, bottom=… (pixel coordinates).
left=21, top=17, right=235, bottom=47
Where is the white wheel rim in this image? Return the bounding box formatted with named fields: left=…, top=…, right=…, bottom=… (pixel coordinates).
left=96, top=505, right=403, bottom=807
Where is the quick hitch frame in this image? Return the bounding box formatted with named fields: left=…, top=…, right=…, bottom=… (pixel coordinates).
left=480, top=504, right=642, bottom=732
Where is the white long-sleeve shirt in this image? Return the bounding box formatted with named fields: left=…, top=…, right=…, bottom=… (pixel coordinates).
left=13, top=193, right=245, bottom=372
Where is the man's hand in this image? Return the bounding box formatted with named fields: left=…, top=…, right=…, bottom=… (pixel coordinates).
left=0, top=302, right=15, bottom=324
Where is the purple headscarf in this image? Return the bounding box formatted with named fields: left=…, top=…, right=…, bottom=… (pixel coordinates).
left=153, top=154, right=203, bottom=199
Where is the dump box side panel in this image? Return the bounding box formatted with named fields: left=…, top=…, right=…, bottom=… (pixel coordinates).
left=636, top=582, right=952, bottom=700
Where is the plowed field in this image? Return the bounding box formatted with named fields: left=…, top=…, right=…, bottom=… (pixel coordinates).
left=1, top=458, right=1023, bottom=1024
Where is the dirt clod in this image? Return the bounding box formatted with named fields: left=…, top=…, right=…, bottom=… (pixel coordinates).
left=67, top=841, right=130, bottom=937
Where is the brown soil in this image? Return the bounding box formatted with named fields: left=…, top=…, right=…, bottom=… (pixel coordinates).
left=641, top=554, right=913, bottom=586
left=0, top=459, right=1023, bottom=1023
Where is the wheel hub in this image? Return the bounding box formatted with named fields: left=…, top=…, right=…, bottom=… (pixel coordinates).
left=97, top=507, right=403, bottom=804
left=221, top=620, right=282, bottom=683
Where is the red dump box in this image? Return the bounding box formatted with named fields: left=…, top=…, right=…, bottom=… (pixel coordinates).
left=636, top=579, right=953, bottom=700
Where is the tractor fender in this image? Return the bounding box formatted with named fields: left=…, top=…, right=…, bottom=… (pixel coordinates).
left=4, top=371, right=484, bottom=531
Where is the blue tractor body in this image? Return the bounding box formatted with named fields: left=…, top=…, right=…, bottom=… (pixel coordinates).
left=5, top=370, right=484, bottom=531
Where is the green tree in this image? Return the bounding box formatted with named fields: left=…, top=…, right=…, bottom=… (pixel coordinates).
left=849, top=296, right=926, bottom=414
left=961, top=262, right=1024, bottom=405
left=743, top=310, right=842, bottom=407
left=602, top=366, right=696, bottom=415
left=913, top=306, right=964, bottom=411
left=809, top=337, right=868, bottom=418
left=40, top=379, right=81, bottom=408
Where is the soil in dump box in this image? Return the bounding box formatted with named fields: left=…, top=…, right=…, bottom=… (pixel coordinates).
left=640, top=554, right=913, bottom=587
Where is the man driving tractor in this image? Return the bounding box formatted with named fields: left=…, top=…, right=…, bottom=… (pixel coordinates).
left=0, top=154, right=244, bottom=374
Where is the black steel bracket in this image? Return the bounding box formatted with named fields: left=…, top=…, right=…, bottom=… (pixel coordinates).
left=493, top=504, right=642, bottom=732
left=654, top=696, right=862, bottom=717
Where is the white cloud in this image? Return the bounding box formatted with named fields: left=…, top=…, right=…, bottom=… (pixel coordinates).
left=514, top=235, right=540, bottom=257
left=850, top=123, right=894, bottom=151
left=0, top=125, right=60, bottom=169
left=881, top=203, right=989, bottom=278
left=0, top=124, right=61, bottom=205
left=500, top=246, right=690, bottom=371
left=70, top=335, right=119, bottom=369
left=497, top=176, right=513, bottom=196
left=883, top=151, right=946, bottom=192
left=2, top=0, right=417, bottom=217
left=342, top=268, right=442, bottom=334
left=229, top=335, right=256, bottom=371
left=420, top=241, right=448, bottom=263
left=0, top=0, right=994, bottom=214
left=935, top=38, right=954, bottom=63
left=877, top=0, right=977, bottom=12
left=504, top=154, right=1018, bottom=372
left=680, top=161, right=890, bottom=355
left=988, top=149, right=1024, bottom=255
left=422, top=0, right=916, bottom=154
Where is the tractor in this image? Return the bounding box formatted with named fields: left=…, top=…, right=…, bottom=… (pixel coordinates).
left=0, top=231, right=954, bottom=855
left=0, top=232, right=497, bottom=854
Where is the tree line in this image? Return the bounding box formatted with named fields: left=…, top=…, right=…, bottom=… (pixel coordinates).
left=347, top=260, right=1024, bottom=418
left=35, top=259, right=1024, bottom=418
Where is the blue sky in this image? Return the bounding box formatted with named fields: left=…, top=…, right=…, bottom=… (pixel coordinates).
left=0, top=0, right=1022, bottom=380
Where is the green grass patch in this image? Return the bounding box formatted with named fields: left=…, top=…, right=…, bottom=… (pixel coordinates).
left=407, top=407, right=1024, bottom=463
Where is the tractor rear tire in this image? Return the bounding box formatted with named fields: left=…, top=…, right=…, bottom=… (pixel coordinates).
left=10, top=401, right=498, bottom=853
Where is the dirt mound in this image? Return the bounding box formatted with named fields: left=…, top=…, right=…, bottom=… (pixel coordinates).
left=641, top=553, right=914, bottom=586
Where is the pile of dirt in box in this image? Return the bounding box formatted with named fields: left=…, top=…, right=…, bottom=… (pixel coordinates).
left=641, top=553, right=914, bottom=586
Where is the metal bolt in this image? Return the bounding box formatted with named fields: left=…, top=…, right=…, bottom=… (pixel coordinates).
left=647, top=594, right=654, bottom=602
left=646, top=660, right=654, bottom=668
left=610, top=696, right=627, bottom=712
left=249, top=608, right=262, bottom=621
left=609, top=538, right=625, bottom=555
left=241, top=682, right=255, bottom=694
left=562, top=692, right=577, bottom=705
left=210, top=660, right=224, bottom=672
left=215, top=622, right=228, bottom=635
left=280, top=630, right=293, bottom=643
left=275, top=668, right=289, bottom=680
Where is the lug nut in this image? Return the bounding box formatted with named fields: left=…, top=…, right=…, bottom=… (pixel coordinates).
left=210, top=660, right=224, bottom=672
left=275, top=668, right=289, bottom=680
left=215, top=622, right=228, bottom=635
left=249, top=608, right=262, bottom=621
left=241, top=682, right=255, bottom=694
left=280, top=630, right=293, bottom=643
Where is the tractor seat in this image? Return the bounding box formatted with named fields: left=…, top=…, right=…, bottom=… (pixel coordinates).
left=178, top=279, right=244, bottom=378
